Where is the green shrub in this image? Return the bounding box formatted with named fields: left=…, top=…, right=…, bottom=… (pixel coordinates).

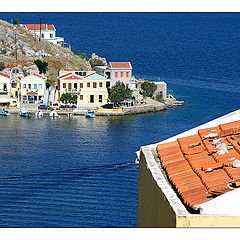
left=60, top=93, right=77, bottom=104
left=0, top=62, right=5, bottom=71
left=13, top=19, right=19, bottom=25
left=108, top=81, right=132, bottom=105
left=34, top=60, right=48, bottom=74
left=155, top=92, right=163, bottom=102
left=140, top=81, right=157, bottom=98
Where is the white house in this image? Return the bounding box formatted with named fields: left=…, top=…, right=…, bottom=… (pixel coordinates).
left=0, top=72, right=11, bottom=106
left=94, top=62, right=136, bottom=89
left=22, top=24, right=64, bottom=46
left=20, top=74, right=46, bottom=105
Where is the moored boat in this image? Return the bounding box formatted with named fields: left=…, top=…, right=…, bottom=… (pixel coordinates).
left=35, top=111, right=43, bottom=118
left=85, top=110, right=95, bottom=118
left=19, top=108, right=30, bottom=118
left=49, top=110, right=59, bottom=118
left=1, top=109, right=10, bottom=116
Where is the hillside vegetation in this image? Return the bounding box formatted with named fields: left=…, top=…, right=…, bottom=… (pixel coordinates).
left=0, top=20, right=92, bottom=85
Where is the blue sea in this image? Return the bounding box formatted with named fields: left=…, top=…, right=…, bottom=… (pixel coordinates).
left=0, top=12, right=240, bottom=227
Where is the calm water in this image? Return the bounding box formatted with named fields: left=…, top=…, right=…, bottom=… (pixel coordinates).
left=1, top=12, right=240, bottom=227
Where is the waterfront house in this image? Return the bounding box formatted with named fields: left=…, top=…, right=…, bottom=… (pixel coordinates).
left=21, top=24, right=64, bottom=46
left=94, top=62, right=136, bottom=89
left=138, top=109, right=240, bottom=227
left=20, top=74, right=46, bottom=105
left=58, top=72, right=108, bottom=107
left=0, top=72, right=11, bottom=106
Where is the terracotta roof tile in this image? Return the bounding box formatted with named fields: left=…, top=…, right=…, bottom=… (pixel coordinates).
left=109, top=62, right=131, bottom=69
left=157, top=120, right=240, bottom=209
left=0, top=72, right=10, bottom=78
left=23, top=24, right=55, bottom=31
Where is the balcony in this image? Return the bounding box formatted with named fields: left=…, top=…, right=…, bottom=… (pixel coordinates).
left=65, top=88, right=81, bottom=93
left=26, top=89, right=38, bottom=93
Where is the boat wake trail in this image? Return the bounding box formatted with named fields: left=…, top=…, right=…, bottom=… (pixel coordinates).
left=0, top=162, right=138, bottom=181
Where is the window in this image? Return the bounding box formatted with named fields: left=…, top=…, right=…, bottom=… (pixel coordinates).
left=39, top=84, right=42, bottom=89
left=80, top=95, right=83, bottom=100
left=28, top=84, right=31, bottom=89
left=23, top=96, right=27, bottom=100
left=50, top=33, right=53, bottom=38
left=80, top=83, right=83, bottom=88
left=99, top=82, right=103, bottom=88
left=99, top=95, right=103, bottom=103
left=34, top=84, right=37, bottom=89
left=87, top=82, right=90, bottom=88
left=3, top=84, right=7, bottom=91
left=93, top=82, right=97, bottom=88
left=106, top=81, right=110, bottom=88
left=126, top=72, right=129, bottom=78
left=63, top=83, right=66, bottom=88
left=120, top=72, right=123, bottom=78
left=74, top=83, right=78, bottom=90
left=115, top=72, right=118, bottom=78
left=23, top=84, right=26, bottom=89
left=68, top=83, right=72, bottom=91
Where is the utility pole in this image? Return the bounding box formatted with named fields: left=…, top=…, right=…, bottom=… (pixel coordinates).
left=14, top=27, right=17, bottom=61
left=39, top=17, right=42, bottom=42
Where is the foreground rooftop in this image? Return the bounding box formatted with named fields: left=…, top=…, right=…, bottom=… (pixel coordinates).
left=138, top=109, right=240, bottom=227
left=157, top=120, right=240, bottom=211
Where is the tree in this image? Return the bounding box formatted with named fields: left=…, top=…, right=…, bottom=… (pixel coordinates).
left=34, top=60, right=48, bottom=74
left=140, top=81, right=157, bottom=98
left=0, top=62, right=5, bottom=71
left=13, top=19, right=19, bottom=25
left=60, top=93, right=77, bottom=104
left=108, top=81, right=132, bottom=105
left=155, top=91, right=163, bottom=102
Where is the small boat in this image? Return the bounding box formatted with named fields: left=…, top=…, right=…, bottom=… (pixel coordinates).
left=49, top=110, right=59, bottom=118
left=35, top=111, right=43, bottom=118
left=85, top=110, right=95, bottom=118
left=19, top=108, right=30, bottom=118
left=1, top=109, right=10, bottom=116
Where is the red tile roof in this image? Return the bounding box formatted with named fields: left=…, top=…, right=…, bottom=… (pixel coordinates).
left=63, top=74, right=83, bottom=80
left=59, top=73, right=72, bottom=79
left=157, top=120, right=240, bottom=209
left=109, top=62, right=132, bottom=69
left=33, top=73, right=45, bottom=79
left=23, top=24, right=55, bottom=31
left=0, top=72, right=10, bottom=78
left=7, top=61, right=31, bottom=68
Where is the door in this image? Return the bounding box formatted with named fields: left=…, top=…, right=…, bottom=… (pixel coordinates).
left=90, top=95, right=94, bottom=103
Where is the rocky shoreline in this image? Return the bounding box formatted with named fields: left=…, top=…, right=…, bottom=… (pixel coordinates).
left=7, top=99, right=186, bottom=116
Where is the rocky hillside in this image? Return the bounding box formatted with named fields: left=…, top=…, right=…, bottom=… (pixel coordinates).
left=0, top=20, right=93, bottom=85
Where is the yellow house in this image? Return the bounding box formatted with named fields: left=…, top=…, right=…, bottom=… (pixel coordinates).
left=20, top=74, right=46, bottom=105
left=58, top=72, right=108, bottom=107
